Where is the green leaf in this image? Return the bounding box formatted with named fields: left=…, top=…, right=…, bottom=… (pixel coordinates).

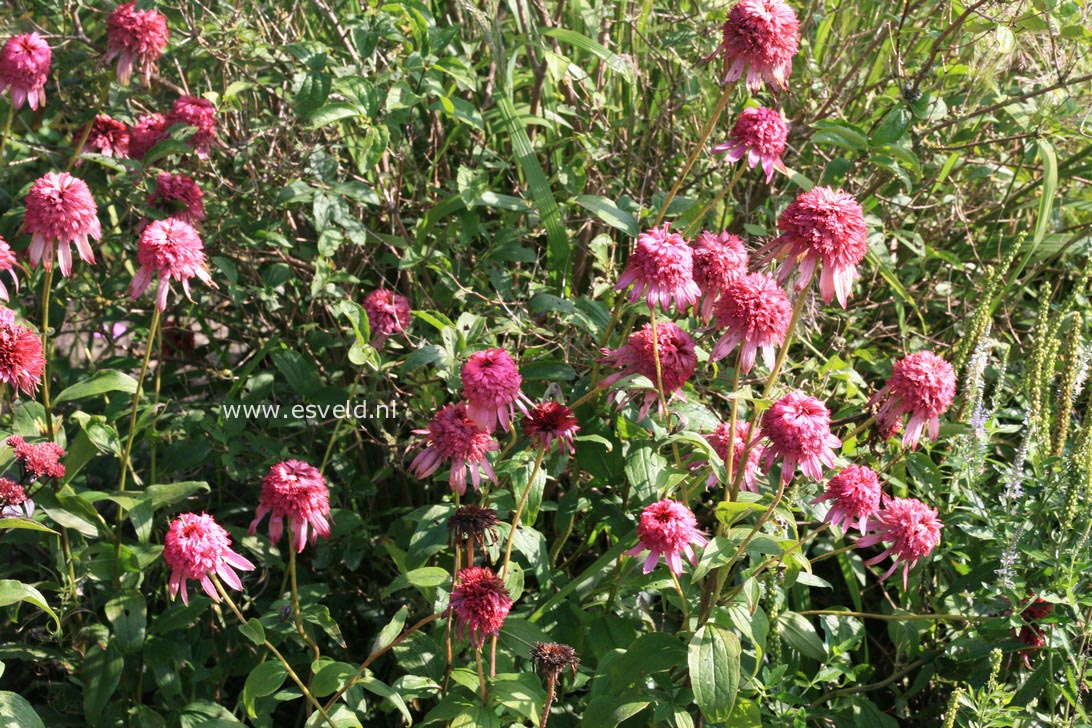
left=360, top=675, right=413, bottom=723
left=0, top=518, right=57, bottom=535
left=310, top=102, right=361, bottom=129
left=239, top=619, right=265, bottom=646
left=688, top=624, right=741, bottom=722
left=311, top=661, right=356, bottom=698
left=1033, top=139, right=1058, bottom=247
left=242, top=661, right=288, bottom=718
left=575, top=195, right=639, bottom=237
left=370, top=606, right=408, bottom=655
left=542, top=28, right=636, bottom=82
left=104, top=591, right=147, bottom=655
left=625, top=444, right=666, bottom=504
left=779, top=612, right=826, bottom=660
left=583, top=695, right=650, bottom=725
left=0, top=580, right=60, bottom=630
left=53, top=370, right=138, bottom=405
left=382, top=567, right=450, bottom=596
left=0, top=691, right=45, bottom=728
left=83, top=641, right=123, bottom=724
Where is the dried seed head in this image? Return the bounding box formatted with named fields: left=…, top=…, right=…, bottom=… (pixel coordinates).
left=530, top=641, right=580, bottom=679
left=448, top=504, right=500, bottom=548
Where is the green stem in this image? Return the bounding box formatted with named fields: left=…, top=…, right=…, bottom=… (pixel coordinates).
left=212, top=577, right=337, bottom=728
left=289, top=535, right=321, bottom=663
left=669, top=569, right=690, bottom=630
left=118, top=308, right=161, bottom=495
left=0, top=102, right=13, bottom=170
left=40, top=268, right=56, bottom=441
left=499, top=451, right=546, bottom=581
left=721, top=356, right=743, bottom=508
left=796, top=609, right=976, bottom=622
left=653, top=83, right=735, bottom=227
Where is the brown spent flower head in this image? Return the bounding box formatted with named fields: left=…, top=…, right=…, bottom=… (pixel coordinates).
left=448, top=504, right=500, bottom=548
left=530, top=642, right=580, bottom=679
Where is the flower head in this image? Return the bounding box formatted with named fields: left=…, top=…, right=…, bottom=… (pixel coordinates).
left=0, top=237, right=19, bottom=301
left=1014, top=596, right=1053, bottom=668
left=105, top=1, right=169, bottom=86
left=409, top=403, right=499, bottom=495
left=522, top=401, right=580, bottom=456
left=761, top=390, right=841, bottom=484
left=856, top=496, right=942, bottom=589
left=710, top=0, right=799, bottom=90
left=615, top=225, right=701, bottom=313
left=868, top=351, right=956, bottom=449
left=0, top=310, right=45, bottom=397
left=77, top=114, right=130, bottom=159
left=0, top=477, right=31, bottom=518
left=130, top=218, right=215, bottom=311
left=148, top=173, right=205, bottom=226
left=703, top=420, right=764, bottom=492
left=448, top=566, right=513, bottom=648
left=23, top=172, right=102, bottom=277
left=812, top=464, right=882, bottom=533
left=530, top=642, right=580, bottom=680
left=759, top=186, right=868, bottom=308
left=710, top=272, right=792, bottom=372
left=129, top=113, right=168, bottom=161
left=362, top=289, right=412, bottom=347
left=164, top=512, right=255, bottom=605
left=624, top=499, right=708, bottom=575
left=0, top=33, right=51, bottom=110
left=7, top=435, right=65, bottom=480
left=691, top=230, right=749, bottom=321
left=712, top=106, right=788, bottom=183
left=166, top=95, right=217, bottom=159
left=248, top=459, right=333, bottom=552
left=448, top=504, right=500, bottom=549
left=461, top=348, right=532, bottom=433
left=599, top=322, right=697, bottom=420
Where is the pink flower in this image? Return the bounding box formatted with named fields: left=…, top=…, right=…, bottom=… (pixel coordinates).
left=599, top=322, right=697, bottom=420
left=0, top=477, right=31, bottom=518
left=761, top=390, right=841, bottom=484
left=166, top=95, right=217, bottom=159
left=709, top=0, right=799, bottom=90
left=461, top=348, right=532, bottom=432
left=448, top=566, right=513, bottom=648
left=248, top=459, right=333, bottom=552
left=130, top=218, right=215, bottom=311
left=624, top=499, right=708, bottom=575
left=856, top=496, right=942, bottom=589
left=0, top=310, right=45, bottom=397
left=6, top=435, right=65, bottom=480
left=104, top=1, right=169, bottom=86
left=710, top=272, right=792, bottom=372
left=522, top=401, right=580, bottom=456
left=691, top=230, right=749, bottom=321
left=812, top=464, right=882, bottom=533
left=615, top=225, right=701, bottom=313
left=362, top=289, right=412, bottom=347
left=22, top=172, right=102, bottom=277
left=148, top=173, right=205, bottom=226
left=712, top=106, right=788, bottom=183
left=868, top=351, right=956, bottom=449
left=0, top=33, right=51, bottom=110
left=0, top=237, right=19, bottom=301
left=703, top=420, right=764, bottom=492
left=759, top=186, right=868, bottom=308
left=410, top=403, right=499, bottom=495
left=163, top=512, right=255, bottom=606
left=130, top=113, right=168, bottom=161
left=77, top=114, right=130, bottom=159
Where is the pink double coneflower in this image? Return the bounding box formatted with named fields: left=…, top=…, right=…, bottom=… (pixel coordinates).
left=410, top=403, right=499, bottom=495
left=163, top=512, right=255, bottom=605
left=522, top=401, right=580, bottom=456
left=615, top=225, right=701, bottom=314
left=759, top=186, right=868, bottom=308
left=448, top=566, right=513, bottom=648
left=869, top=351, right=956, bottom=449
left=0, top=33, right=51, bottom=110
left=22, top=172, right=102, bottom=277
left=248, top=459, right=333, bottom=552
left=713, top=106, right=788, bottom=183
left=761, top=390, right=841, bottom=484
left=599, top=322, right=697, bottom=420
left=167, top=95, right=217, bottom=159
left=625, top=499, right=708, bottom=575
left=362, top=289, right=412, bottom=347
left=709, top=0, right=799, bottom=91
left=0, top=237, right=19, bottom=301
left=0, top=310, right=45, bottom=397
left=856, top=496, right=942, bottom=589
left=461, top=348, right=532, bottom=433
left=77, top=114, right=130, bottom=159
left=691, top=230, right=748, bottom=322
left=703, top=420, right=764, bottom=493
left=147, top=173, right=205, bottom=226
left=710, top=272, right=792, bottom=373
left=812, top=464, right=882, bottom=533
left=0, top=478, right=32, bottom=518
left=130, top=113, right=168, bottom=160
left=7, top=435, right=65, bottom=480
left=104, top=1, right=169, bottom=86
left=130, top=218, right=215, bottom=311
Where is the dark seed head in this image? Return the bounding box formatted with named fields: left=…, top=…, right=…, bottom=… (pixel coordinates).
left=448, top=504, right=500, bottom=548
